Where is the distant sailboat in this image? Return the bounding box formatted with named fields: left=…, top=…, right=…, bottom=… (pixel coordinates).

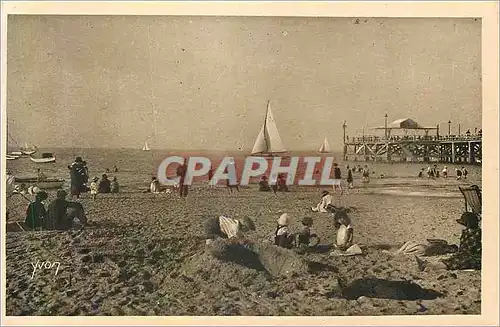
left=318, top=137, right=331, bottom=153
left=142, top=141, right=150, bottom=151
left=251, top=101, right=288, bottom=157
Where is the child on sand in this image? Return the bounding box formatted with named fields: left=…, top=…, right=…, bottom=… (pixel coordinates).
left=275, top=213, right=294, bottom=249
left=296, top=217, right=320, bottom=249
left=110, top=177, right=119, bottom=193
left=90, top=177, right=99, bottom=200
left=150, top=177, right=160, bottom=193
left=334, top=211, right=354, bottom=251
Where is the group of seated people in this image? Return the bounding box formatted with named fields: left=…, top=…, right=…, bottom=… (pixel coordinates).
left=25, top=189, right=88, bottom=230
left=90, top=174, right=119, bottom=197
left=258, top=174, right=289, bottom=193
left=203, top=188, right=482, bottom=272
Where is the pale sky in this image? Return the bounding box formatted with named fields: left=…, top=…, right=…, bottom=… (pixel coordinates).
left=7, top=16, right=481, bottom=151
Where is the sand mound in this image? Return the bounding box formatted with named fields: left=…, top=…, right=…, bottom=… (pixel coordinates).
left=253, top=243, right=309, bottom=277
left=182, top=243, right=270, bottom=288
left=201, top=239, right=308, bottom=278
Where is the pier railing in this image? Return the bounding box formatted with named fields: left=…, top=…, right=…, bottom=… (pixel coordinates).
left=346, top=134, right=482, bottom=143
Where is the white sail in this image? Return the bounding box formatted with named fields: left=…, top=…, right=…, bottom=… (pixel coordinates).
left=142, top=141, right=150, bottom=151
left=251, top=101, right=287, bottom=155
left=318, top=137, right=331, bottom=153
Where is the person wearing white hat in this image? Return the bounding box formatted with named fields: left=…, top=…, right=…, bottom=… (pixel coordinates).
left=274, top=213, right=294, bottom=249
left=311, top=190, right=334, bottom=213
left=204, top=215, right=256, bottom=245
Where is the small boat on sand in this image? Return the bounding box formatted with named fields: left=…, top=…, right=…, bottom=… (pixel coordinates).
left=9, top=151, right=23, bottom=156
left=14, top=177, right=65, bottom=189
left=30, top=153, right=56, bottom=164
left=6, top=155, right=19, bottom=160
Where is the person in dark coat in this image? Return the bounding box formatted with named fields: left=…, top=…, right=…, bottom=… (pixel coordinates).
left=415, top=212, right=481, bottom=271
left=25, top=191, right=48, bottom=229
left=346, top=166, right=354, bottom=189
left=98, top=174, right=111, bottom=193
left=277, top=173, right=289, bottom=192
left=176, top=159, right=188, bottom=198
left=68, top=157, right=88, bottom=200
left=47, top=189, right=71, bottom=230
left=258, top=176, right=271, bottom=192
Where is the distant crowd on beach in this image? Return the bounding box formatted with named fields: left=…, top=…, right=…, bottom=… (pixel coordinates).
left=417, top=165, right=469, bottom=180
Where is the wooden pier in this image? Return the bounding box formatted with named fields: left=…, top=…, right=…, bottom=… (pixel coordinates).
left=342, top=118, right=482, bottom=165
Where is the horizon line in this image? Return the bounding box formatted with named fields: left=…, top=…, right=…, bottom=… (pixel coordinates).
left=5, top=146, right=343, bottom=152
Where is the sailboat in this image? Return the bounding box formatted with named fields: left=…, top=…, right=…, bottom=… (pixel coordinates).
left=251, top=101, right=288, bottom=157
left=142, top=141, right=150, bottom=151
left=318, top=137, right=331, bottom=153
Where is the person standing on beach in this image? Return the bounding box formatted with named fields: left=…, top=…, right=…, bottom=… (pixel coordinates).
left=332, top=163, right=343, bottom=194
left=455, top=168, right=463, bottom=180
left=90, top=177, right=99, bottom=200
left=208, top=166, right=215, bottom=188
left=68, top=157, right=88, bottom=200
left=36, top=168, right=47, bottom=182
left=362, top=165, right=370, bottom=183
left=442, top=166, right=448, bottom=178
left=462, top=166, right=468, bottom=179
left=177, top=159, right=188, bottom=198
left=433, top=165, right=440, bottom=178
left=346, top=165, right=354, bottom=189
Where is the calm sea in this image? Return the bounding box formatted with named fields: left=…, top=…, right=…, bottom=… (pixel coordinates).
left=6, top=148, right=482, bottom=189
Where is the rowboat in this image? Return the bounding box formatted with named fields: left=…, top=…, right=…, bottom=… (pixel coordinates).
left=14, top=177, right=65, bottom=189
left=29, top=152, right=56, bottom=164
left=6, top=155, right=19, bottom=160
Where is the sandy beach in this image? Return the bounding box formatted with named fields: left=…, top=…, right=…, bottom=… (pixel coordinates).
left=5, top=151, right=482, bottom=316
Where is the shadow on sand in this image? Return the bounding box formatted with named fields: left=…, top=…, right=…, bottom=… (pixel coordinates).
left=336, top=277, right=443, bottom=301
